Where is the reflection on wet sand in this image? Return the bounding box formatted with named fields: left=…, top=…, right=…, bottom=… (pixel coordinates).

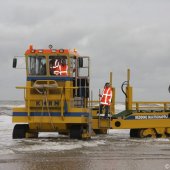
left=0, top=114, right=170, bottom=170
left=0, top=131, right=170, bottom=170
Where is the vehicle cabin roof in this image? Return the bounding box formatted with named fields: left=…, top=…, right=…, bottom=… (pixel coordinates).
left=25, top=45, right=79, bottom=57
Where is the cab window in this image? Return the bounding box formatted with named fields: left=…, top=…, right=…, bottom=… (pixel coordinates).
left=28, top=56, right=46, bottom=75
left=49, top=55, right=68, bottom=76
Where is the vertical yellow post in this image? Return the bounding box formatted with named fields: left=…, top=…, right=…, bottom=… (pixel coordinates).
left=164, top=103, right=167, bottom=111
left=26, top=81, right=31, bottom=120
left=110, top=72, right=115, bottom=114
left=126, top=69, right=133, bottom=111
left=61, top=88, right=64, bottom=120
left=110, top=72, right=112, bottom=86
left=136, top=102, right=139, bottom=112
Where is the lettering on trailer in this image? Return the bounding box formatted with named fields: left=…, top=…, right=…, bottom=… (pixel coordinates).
left=36, top=101, right=59, bottom=107
left=135, top=115, right=168, bottom=120
left=126, top=114, right=170, bottom=120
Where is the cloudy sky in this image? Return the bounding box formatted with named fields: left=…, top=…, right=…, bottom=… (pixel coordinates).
left=1, top=0, right=170, bottom=101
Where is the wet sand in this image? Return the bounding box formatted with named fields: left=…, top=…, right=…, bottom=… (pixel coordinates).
left=0, top=129, right=170, bottom=170
left=0, top=115, right=170, bottom=170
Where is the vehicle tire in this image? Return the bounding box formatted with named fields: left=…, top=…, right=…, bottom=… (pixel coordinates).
left=70, top=125, right=83, bottom=139
left=13, top=124, right=29, bottom=139
left=137, top=128, right=156, bottom=138
left=130, top=129, right=139, bottom=138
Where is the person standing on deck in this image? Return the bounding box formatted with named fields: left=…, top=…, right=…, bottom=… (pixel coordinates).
left=99, top=82, right=112, bottom=118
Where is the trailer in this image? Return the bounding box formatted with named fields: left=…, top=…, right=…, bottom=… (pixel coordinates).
left=92, top=69, right=170, bottom=138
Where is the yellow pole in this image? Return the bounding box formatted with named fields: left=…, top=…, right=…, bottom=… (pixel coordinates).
left=110, top=72, right=112, bottom=86
left=60, top=87, right=64, bottom=120
left=110, top=72, right=115, bottom=114
left=126, top=69, right=133, bottom=111
left=127, top=68, right=130, bottom=85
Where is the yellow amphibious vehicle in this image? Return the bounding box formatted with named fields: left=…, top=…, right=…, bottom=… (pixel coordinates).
left=12, top=45, right=93, bottom=139
left=12, top=45, right=170, bottom=139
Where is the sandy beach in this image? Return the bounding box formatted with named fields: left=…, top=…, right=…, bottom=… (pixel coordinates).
left=0, top=114, right=170, bottom=170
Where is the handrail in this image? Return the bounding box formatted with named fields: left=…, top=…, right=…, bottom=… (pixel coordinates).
left=132, top=101, right=170, bottom=111
left=16, top=86, right=78, bottom=89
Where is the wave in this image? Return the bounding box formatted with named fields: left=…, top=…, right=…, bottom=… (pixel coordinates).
left=0, top=101, right=24, bottom=116
left=0, top=104, right=25, bottom=109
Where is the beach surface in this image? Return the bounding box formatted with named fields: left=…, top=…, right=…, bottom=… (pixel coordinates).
left=0, top=115, right=170, bottom=170
left=0, top=101, right=170, bottom=170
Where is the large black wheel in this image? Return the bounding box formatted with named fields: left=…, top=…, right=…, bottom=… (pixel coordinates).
left=70, top=125, right=83, bottom=139
left=137, top=128, right=156, bottom=138
left=13, top=124, right=29, bottom=139
left=130, top=129, right=139, bottom=138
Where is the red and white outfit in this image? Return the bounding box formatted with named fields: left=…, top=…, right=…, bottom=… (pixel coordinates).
left=53, top=60, right=60, bottom=75
left=59, top=64, right=68, bottom=76
left=100, top=87, right=112, bottom=106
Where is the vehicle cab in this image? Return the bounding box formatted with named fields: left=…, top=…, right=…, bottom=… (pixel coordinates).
left=12, top=45, right=91, bottom=139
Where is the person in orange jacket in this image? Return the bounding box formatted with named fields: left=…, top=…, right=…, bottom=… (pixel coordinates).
left=99, top=82, right=112, bottom=118
left=49, top=59, right=60, bottom=75
left=53, top=59, right=60, bottom=75
left=59, top=59, right=68, bottom=76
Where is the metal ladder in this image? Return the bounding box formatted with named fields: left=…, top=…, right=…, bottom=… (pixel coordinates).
left=98, top=112, right=111, bottom=129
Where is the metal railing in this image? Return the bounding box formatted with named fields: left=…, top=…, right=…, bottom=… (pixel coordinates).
left=132, top=101, right=170, bottom=111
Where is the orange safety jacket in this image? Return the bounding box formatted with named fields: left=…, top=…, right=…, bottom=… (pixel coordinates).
left=53, top=67, right=60, bottom=75
left=53, top=60, right=60, bottom=75
left=59, top=65, right=68, bottom=76
left=100, top=87, right=112, bottom=106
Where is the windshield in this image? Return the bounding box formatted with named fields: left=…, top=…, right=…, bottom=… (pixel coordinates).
left=28, top=56, right=46, bottom=75
left=27, top=55, right=77, bottom=77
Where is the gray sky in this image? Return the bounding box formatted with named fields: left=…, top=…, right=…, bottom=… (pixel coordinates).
left=1, top=0, right=170, bottom=101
